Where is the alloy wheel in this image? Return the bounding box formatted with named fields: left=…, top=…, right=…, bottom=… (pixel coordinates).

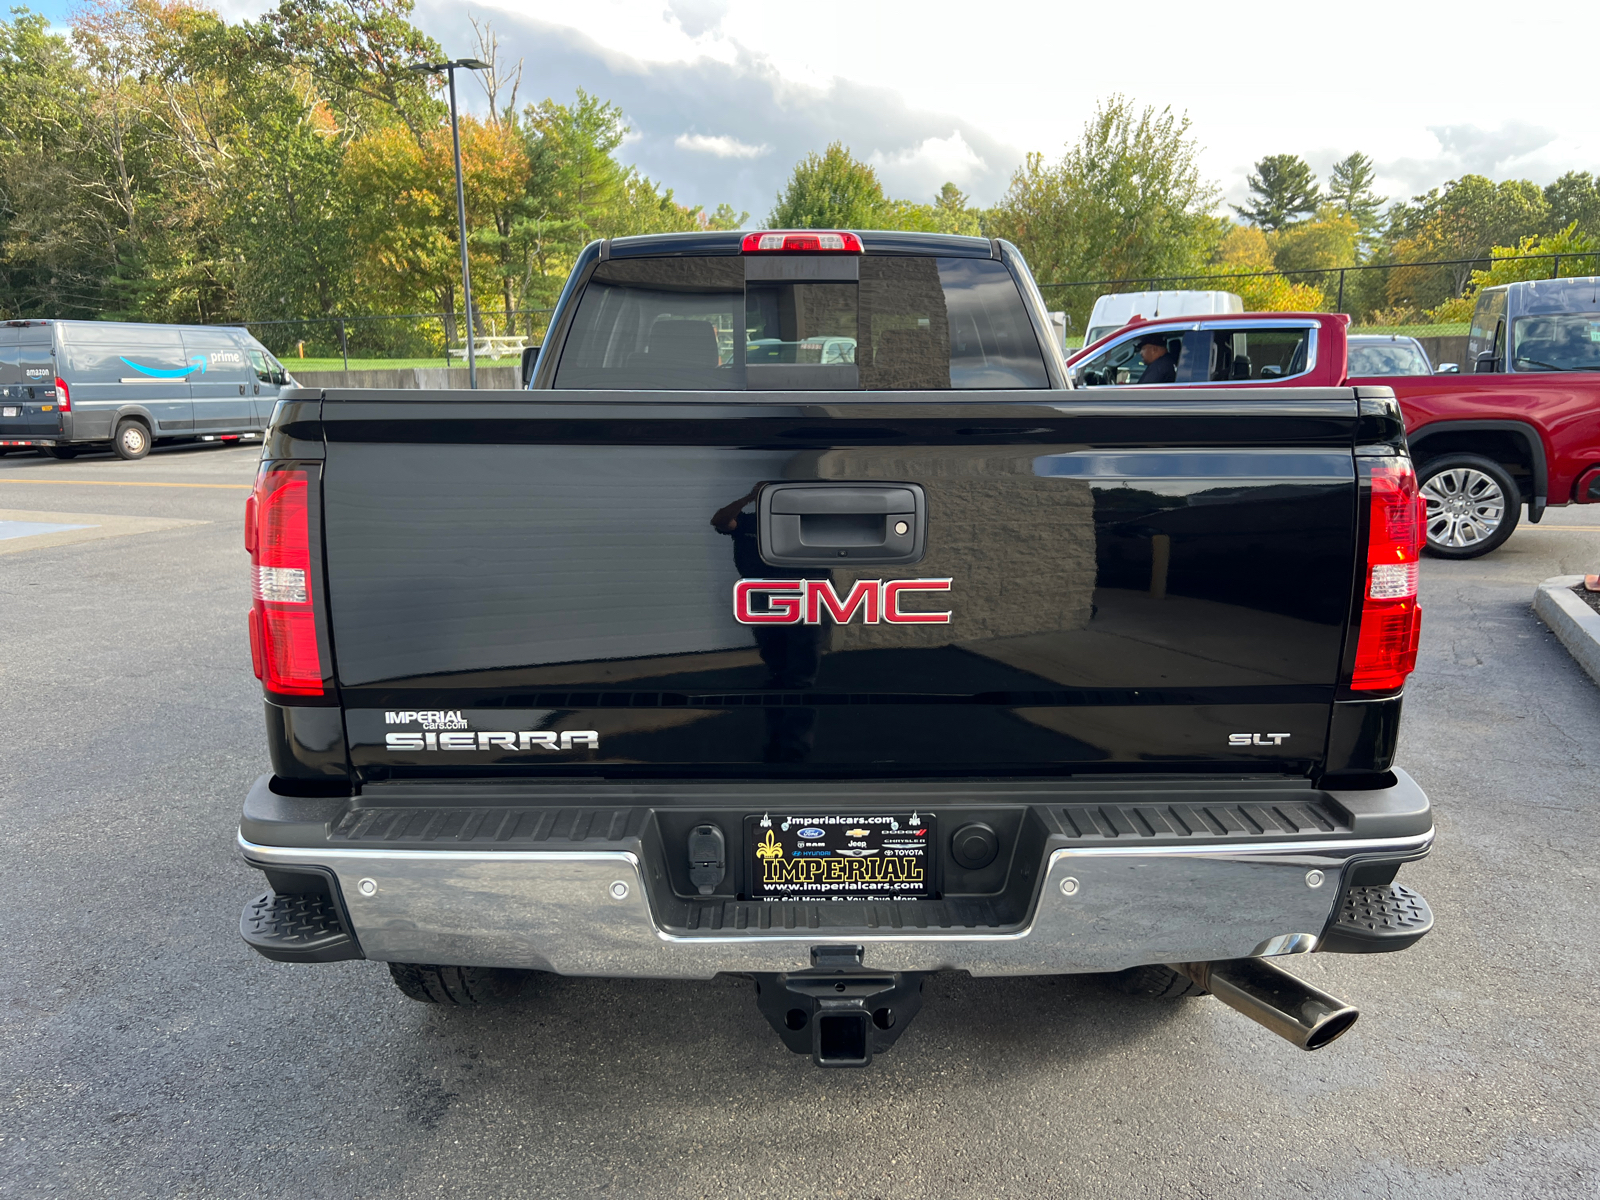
left=1422, top=467, right=1504, bottom=550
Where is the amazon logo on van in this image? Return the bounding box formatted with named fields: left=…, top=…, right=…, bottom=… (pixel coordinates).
left=121, top=355, right=206, bottom=379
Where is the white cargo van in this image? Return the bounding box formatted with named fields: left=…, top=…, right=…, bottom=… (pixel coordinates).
left=1083, top=291, right=1243, bottom=347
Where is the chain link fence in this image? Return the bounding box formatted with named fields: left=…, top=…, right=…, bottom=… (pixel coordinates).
left=1038, top=251, right=1600, bottom=347
left=234, top=309, right=556, bottom=369
left=191, top=248, right=1600, bottom=364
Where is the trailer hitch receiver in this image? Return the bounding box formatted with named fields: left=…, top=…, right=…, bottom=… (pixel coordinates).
left=752, top=946, right=925, bottom=1067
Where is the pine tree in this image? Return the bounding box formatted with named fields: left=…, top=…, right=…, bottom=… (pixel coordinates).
left=1233, top=154, right=1320, bottom=230
left=1326, top=152, right=1386, bottom=236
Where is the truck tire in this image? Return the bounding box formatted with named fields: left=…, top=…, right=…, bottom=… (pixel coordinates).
left=1109, top=964, right=1206, bottom=999
left=387, top=962, right=529, bottom=1006
left=40, top=445, right=84, bottom=460
left=1418, top=453, right=1520, bottom=559
left=112, top=419, right=151, bottom=460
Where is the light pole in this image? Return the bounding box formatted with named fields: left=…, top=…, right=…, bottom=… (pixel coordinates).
left=410, top=58, right=491, bottom=388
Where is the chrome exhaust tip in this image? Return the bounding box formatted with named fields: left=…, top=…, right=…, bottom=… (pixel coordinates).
left=1175, top=958, right=1359, bottom=1051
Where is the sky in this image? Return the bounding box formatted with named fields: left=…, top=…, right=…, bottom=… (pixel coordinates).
left=32, top=0, right=1600, bottom=226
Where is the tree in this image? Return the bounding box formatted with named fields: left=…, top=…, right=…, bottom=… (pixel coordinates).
left=985, top=96, right=1221, bottom=328
left=1546, top=172, right=1600, bottom=238
left=1426, top=223, right=1600, bottom=323
left=931, top=182, right=981, bottom=235
left=1234, top=154, right=1320, bottom=230
left=264, top=0, right=443, bottom=144
left=516, top=90, right=708, bottom=310
left=1326, top=152, right=1385, bottom=240
left=1383, top=174, right=1550, bottom=310
left=700, top=202, right=746, bottom=230
left=770, top=142, right=887, bottom=229
left=1264, top=206, right=1359, bottom=307
left=342, top=115, right=528, bottom=342
left=0, top=9, right=114, bottom=318
left=1208, top=226, right=1324, bottom=311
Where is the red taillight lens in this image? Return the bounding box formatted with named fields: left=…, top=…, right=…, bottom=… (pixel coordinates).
left=1351, top=461, right=1423, bottom=691
left=741, top=230, right=863, bottom=253
left=54, top=377, right=70, bottom=412
left=248, top=467, right=324, bottom=696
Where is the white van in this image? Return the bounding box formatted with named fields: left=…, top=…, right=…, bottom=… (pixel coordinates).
left=1083, top=291, right=1244, bottom=347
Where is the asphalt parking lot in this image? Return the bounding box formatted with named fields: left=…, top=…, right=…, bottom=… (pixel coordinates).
left=3, top=442, right=1599, bottom=1199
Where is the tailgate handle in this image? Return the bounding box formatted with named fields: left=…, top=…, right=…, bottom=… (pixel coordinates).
left=758, top=482, right=927, bottom=567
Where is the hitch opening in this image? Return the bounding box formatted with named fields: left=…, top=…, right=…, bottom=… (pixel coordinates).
left=753, top=946, right=924, bottom=1067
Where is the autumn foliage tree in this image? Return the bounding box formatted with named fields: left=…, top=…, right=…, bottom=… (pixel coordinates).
left=0, top=0, right=738, bottom=342
left=343, top=116, right=528, bottom=339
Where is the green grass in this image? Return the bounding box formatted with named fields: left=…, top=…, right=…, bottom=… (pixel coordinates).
left=286, top=355, right=528, bottom=372
left=1348, top=322, right=1470, bottom=337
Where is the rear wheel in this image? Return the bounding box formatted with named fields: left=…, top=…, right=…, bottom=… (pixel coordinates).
left=387, top=962, right=531, bottom=1006
left=1419, top=453, right=1520, bottom=559
left=112, top=419, right=151, bottom=460
left=40, top=444, right=84, bottom=460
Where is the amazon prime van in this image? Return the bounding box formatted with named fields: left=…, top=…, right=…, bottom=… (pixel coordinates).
left=0, top=319, right=294, bottom=460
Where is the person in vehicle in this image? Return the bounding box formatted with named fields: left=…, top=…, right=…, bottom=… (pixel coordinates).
left=1136, top=333, right=1177, bottom=384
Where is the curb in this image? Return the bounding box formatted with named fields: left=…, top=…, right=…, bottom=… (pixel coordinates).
left=1533, top=575, right=1600, bottom=689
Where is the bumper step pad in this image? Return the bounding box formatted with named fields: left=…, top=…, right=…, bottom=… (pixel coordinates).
left=241, top=891, right=361, bottom=963
left=1321, top=882, right=1433, bottom=953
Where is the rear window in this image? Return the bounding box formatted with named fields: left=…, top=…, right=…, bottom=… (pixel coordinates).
left=553, top=255, right=1047, bottom=390
left=1348, top=341, right=1430, bottom=376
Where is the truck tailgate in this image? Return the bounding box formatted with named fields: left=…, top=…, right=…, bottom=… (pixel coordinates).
left=315, top=389, right=1361, bottom=780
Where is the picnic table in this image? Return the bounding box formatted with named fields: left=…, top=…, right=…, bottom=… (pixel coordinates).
left=449, top=335, right=528, bottom=360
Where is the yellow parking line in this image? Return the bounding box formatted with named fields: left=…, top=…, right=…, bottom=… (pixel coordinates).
left=0, top=478, right=250, bottom=490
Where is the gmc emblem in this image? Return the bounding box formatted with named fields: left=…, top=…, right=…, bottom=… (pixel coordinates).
left=734, top=578, right=952, bottom=626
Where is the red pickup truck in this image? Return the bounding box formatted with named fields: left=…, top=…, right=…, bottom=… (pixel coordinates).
left=1067, top=278, right=1600, bottom=558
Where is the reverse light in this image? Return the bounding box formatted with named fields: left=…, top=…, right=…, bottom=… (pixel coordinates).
left=741, top=231, right=863, bottom=253
left=1350, top=461, right=1423, bottom=691
left=247, top=466, right=324, bottom=696
left=53, top=377, right=70, bottom=412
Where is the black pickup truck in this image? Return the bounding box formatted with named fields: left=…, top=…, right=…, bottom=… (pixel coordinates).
left=238, top=230, right=1435, bottom=1066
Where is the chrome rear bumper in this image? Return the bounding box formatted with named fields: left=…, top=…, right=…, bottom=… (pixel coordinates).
left=239, top=828, right=1433, bottom=978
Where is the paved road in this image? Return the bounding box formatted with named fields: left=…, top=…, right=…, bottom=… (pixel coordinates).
left=3, top=444, right=1598, bottom=1199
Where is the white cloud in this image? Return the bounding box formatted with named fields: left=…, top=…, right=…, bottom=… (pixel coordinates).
left=871, top=131, right=986, bottom=183
left=675, top=132, right=772, bottom=159
left=425, top=0, right=1600, bottom=221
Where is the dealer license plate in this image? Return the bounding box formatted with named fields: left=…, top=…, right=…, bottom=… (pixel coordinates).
left=747, top=812, right=935, bottom=902
left=2, top=407, right=17, bottom=418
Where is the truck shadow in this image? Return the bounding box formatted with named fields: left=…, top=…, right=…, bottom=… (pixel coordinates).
left=377, top=967, right=1201, bottom=1109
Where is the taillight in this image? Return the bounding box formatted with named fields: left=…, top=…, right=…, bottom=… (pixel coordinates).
left=54, top=377, right=70, bottom=412
left=741, top=231, right=863, bottom=253
left=247, top=466, right=324, bottom=696
left=1350, top=461, right=1423, bottom=691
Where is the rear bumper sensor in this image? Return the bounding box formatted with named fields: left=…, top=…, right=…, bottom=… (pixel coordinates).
left=238, top=827, right=1433, bottom=978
